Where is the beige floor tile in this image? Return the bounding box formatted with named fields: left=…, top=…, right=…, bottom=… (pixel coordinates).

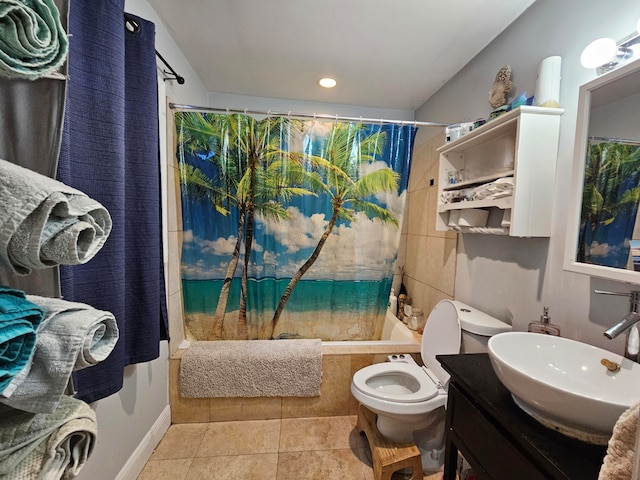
left=196, top=419, right=281, bottom=457
left=279, top=416, right=365, bottom=452
left=150, top=423, right=209, bottom=460
left=186, top=454, right=278, bottom=480
left=137, top=458, right=192, bottom=480
left=276, top=449, right=369, bottom=480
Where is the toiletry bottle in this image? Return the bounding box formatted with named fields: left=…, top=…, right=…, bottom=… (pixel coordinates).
left=388, top=288, right=398, bottom=316
left=528, top=306, right=561, bottom=336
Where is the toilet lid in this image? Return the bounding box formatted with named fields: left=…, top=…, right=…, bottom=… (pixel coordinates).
left=421, top=300, right=461, bottom=386
left=352, top=363, right=439, bottom=403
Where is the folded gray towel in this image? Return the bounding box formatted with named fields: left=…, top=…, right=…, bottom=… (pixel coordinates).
left=0, top=396, right=96, bottom=480
left=0, top=0, right=68, bottom=80
left=181, top=339, right=322, bottom=398
left=0, top=159, right=112, bottom=275
left=0, top=295, right=119, bottom=413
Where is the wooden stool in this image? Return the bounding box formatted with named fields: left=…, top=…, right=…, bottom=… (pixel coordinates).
left=356, top=404, right=423, bottom=480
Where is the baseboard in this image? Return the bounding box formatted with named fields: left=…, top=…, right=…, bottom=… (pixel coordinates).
left=115, top=405, right=171, bottom=480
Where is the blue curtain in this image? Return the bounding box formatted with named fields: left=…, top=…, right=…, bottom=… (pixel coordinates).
left=176, top=113, right=415, bottom=341
left=56, top=1, right=168, bottom=403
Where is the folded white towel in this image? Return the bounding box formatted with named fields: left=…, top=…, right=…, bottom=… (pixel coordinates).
left=599, top=401, right=639, bottom=480
left=0, top=396, right=96, bottom=480
left=0, top=159, right=112, bottom=275
left=0, top=295, right=119, bottom=413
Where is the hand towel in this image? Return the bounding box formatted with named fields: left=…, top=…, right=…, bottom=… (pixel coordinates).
left=0, top=0, right=68, bottom=80
left=0, top=396, right=96, bottom=480
left=0, top=159, right=112, bottom=276
left=598, top=401, right=639, bottom=480
left=0, top=295, right=118, bottom=413
left=0, top=286, right=44, bottom=392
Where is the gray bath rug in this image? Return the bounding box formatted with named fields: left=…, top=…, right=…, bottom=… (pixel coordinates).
left=180, top=339, right=322, bottom=398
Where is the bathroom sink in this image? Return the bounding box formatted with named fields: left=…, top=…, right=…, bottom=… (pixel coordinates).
left=488, top=331, right=640, bottom=444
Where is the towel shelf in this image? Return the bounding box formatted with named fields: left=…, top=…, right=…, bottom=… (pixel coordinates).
left=436, top=106, right=563, bottom=237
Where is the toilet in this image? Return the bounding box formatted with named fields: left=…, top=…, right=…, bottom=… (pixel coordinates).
left=351, top=299, right=511, bottom=472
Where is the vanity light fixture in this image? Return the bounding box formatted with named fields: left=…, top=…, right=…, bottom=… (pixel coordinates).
left=318, top=77, right=337, bottom=88
left=581, top=21, right=640, bottom=75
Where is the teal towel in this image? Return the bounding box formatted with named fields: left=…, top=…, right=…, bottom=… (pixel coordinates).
left=0, top=0, right=68, bottom=80
left=0, top=286, right=44, bottom=392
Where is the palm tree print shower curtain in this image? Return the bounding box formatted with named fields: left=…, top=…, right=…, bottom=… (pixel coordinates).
left=176, top=112, right=416, bottom=340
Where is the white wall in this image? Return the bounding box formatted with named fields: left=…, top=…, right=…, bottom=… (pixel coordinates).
left=75, top=1, right=208, bottom=479
left=415, top=0, right=640, bottom=353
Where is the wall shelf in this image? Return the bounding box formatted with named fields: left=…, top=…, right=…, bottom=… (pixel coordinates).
left=436, top=106, right=563, bottom=237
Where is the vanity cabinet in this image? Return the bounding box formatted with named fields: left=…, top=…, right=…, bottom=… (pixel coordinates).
left=437, top=354, right=606, bottom=480
left=436, top=106, right=563, bottom=237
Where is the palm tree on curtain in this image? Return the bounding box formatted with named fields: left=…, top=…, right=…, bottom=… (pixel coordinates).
left=269, top=122, right=400, bottom=338
left=578, top=142, right=640, bottom=263
left=177, top=112, right=317, bottom=339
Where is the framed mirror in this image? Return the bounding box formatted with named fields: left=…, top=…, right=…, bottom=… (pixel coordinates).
left=565, top=57, right=640, bottom=284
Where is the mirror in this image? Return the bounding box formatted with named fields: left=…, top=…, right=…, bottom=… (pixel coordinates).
left=565, top=57, right=640, bottom=284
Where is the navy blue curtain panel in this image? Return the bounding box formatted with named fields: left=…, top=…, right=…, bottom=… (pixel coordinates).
left=57, top=0, right=168, bottom=404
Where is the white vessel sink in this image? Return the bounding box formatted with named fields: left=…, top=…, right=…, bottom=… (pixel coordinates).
left=488, top=331, right=640, bottom=444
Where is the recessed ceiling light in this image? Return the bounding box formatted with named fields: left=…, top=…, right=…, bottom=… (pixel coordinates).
left=318, top=77, right=337, bottom=88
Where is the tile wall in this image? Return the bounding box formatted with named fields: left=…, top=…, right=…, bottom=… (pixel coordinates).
left=398, top=129, right=456, bottom=315
left=170, top=345, right=421, bottom=424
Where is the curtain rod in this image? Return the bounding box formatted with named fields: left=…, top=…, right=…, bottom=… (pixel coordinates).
left=155, top=51, right=185, bottom=84
left=124, top=13, right=184, bottom=85
left=589, top=135, right=640, bottom=146
left=168, top=103, right=448, bottom=127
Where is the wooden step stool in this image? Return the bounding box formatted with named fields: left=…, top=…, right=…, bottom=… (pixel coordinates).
left=356, top=403, right=423, bottom=480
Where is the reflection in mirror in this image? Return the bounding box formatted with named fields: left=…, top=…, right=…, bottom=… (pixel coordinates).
left=565, top=58, right=640, bottom=284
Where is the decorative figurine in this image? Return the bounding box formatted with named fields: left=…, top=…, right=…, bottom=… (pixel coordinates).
left=488, top=65, right=513, bottom=108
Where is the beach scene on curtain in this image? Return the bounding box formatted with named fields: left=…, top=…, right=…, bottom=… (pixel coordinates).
left=175, top=112, right=416, bottom=341
left=578, top=141, right=640, bottom=269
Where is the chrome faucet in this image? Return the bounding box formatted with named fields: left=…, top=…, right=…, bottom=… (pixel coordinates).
left=595, top=289, right=640, bottom=362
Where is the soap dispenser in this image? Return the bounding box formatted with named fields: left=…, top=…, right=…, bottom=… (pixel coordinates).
left=528, top=306, right=560, bottom=336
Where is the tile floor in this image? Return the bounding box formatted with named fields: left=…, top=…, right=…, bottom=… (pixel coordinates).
left=137, top=415, right=444, bottom=480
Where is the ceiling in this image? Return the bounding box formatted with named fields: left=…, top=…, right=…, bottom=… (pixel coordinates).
left=147, top=0, right=537, bottom=111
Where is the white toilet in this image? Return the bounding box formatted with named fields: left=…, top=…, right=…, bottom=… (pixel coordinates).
left=351, top=299, right=511, bottom=472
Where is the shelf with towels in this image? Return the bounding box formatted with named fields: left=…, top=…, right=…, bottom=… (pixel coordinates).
left=435, top=106, right=563, bottom=237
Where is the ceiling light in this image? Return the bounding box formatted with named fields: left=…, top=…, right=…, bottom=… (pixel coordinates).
left=318, top=77, right=337, bottom=88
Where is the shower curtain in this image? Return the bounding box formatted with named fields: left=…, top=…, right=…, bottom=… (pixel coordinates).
left=578, top=141, right=640, bottom=269
left=175, top=112, right=416, bottom=341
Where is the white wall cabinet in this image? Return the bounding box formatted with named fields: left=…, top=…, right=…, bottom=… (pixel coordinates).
left=436, top=106, right=563, bottom=237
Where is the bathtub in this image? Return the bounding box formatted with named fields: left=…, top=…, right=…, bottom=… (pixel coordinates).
left=322, top=309, right=421, bottom=355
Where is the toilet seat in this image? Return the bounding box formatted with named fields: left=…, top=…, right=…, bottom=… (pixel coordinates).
left=352, top=362, right=438, bottom=403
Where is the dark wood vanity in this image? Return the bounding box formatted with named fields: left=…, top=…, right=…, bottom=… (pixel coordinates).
left=437, top=354, right=607, bottom=480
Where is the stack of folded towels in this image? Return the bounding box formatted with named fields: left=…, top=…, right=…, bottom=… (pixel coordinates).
left=0, top=287, right=118, bottom=479
left=0, top=154, right=116, bottom=478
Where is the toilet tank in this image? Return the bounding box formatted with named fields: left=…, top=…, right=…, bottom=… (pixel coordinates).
left=453, top=300, right=512, bottom=353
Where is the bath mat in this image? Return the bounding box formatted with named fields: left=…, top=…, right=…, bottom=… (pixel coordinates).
left=180, top=340, right=322, bottom=398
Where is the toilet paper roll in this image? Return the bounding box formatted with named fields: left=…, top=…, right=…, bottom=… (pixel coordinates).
left=535, top=56, right=562, bottom=108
